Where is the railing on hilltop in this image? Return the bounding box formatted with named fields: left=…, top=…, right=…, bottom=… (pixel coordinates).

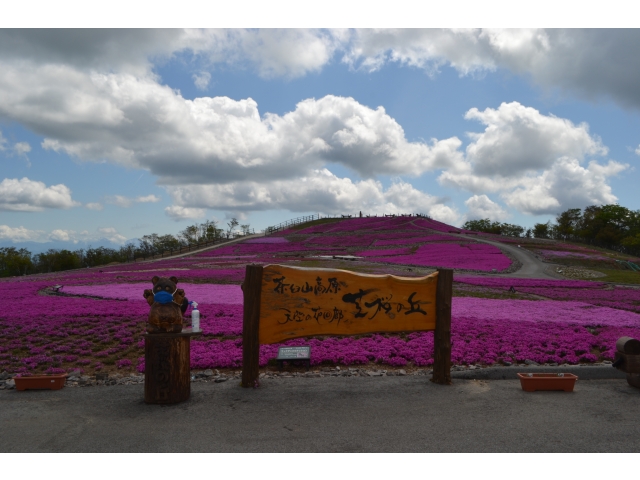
left=264, top=214, right=334, bottom=235
left=263, top=212, right=435, bottom=235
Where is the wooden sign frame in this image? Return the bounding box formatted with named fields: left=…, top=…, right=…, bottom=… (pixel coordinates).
left=241, top=264, right=452, bottom=387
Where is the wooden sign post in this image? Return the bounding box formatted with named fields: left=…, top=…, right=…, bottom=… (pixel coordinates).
left=242, top=264, right=452, bottom=387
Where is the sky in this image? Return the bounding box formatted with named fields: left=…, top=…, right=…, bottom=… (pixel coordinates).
left=1, top=10, right=639, bottom=251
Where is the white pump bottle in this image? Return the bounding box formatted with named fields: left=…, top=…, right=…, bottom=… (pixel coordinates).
left=190, top=301, right=200, bottom=331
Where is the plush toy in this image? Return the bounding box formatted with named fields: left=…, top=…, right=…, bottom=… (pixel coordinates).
left=143, top=276, right=189, bottom=333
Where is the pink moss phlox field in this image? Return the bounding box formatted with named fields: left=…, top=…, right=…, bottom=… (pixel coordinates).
left=366, top=243, right=511, bottom=271
left=412, top=218, right=462, bottom=233
left=516, top=286, right=640, bottom=314
left=245, top=237, right=289, bottom=244
left=0, top=279, right=247, bottom=374
left=0, top=280, right=148, bottom=374
left=180, top=297, right=640, bottom=367
left=454, top=276, right=604, bottom=289
left=3, top=215, right=638, bottom=374
left=536, top=249, right=609, bottom=261
left=63, top=283, right=243, bottom=305
left=61, top=268, right=245, bottom=284
left=197, top=242, right=343, bottom=259
left=452, top=297, right=640, bottom=328
left=374, top=234, right=463, bottom=246
left=454, top=276, right=640, bottom=313
left=196, top=245, right=237, bottom=256
left=26, top=253, right=246, bottom=283
left=357, top=248, right=413, bottom=257
left=306, top=235, right=374, bottom=247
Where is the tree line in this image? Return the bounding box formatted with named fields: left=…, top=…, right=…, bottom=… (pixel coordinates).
left=463, top=204, right=640, bottom=256
left=0, top=218, right=252, bottom=277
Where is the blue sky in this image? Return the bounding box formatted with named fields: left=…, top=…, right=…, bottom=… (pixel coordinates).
left=0, top=23, right=639, bottom=251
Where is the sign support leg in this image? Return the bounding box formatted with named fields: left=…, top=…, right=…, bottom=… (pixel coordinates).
left=432, top=268, right=453, bottom=385
left=241, top=264, right=263, bottom=388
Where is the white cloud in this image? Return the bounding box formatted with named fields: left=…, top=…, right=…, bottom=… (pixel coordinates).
left=636, top=144, right=640, bottom=156
left=0, top=130, right=32, bottom=165
left=0, top=224, right=128, bottom=244
left=12, top=141, right=31, bottom=166
left=13, top=141, right=31, bottom=157
left=341, top=29, right=498, bottom=75
left=438, top=102, right=625, bottom=215
left=0, top=62, right=460, bottom=183
left=3, top=29, right=640, bottom=109
left=501, top=158, right=626, bottom=215
left=164, top=205, right=207, bottom=221
left=85, top=202, right=103, bottom=210
left=106, top=194, right=160, bottom=207
left=464, top=195, right=509, bottom=222
left=343, top=29, right=640, bottom=109
left=192, top=71, right=211, bottom=90
left=106, top=195, right=135, bottom=208
left=0, top=177, right=79, bottom=211
left=49, top=229, right=73, bottom=242
left=165, top=169, right=460, bottom=225
left=0, top=70, right=623, bottom=219
left=0, top=29, right=339, bottom=80
left=46, top=227, right=127, bottom=244
left=0, top=29, right=187, bottom=75
left=185, top=29, right=340, bottom=79
left=0, top=224, right=44, bottom=242
left=0, top=30, right=633, bottom=222
left=136, top=194, right=160, bottom=203
left=96, top=227, right=127, bottom=244
left=463, top=102, right=606, bottom=177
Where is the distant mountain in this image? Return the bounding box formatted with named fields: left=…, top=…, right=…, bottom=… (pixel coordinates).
left=0, top=238, right=135, bottom=255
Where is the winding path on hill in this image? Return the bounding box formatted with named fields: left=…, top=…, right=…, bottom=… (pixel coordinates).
left=456, top=233, right=561, bottom=279
left=383, top=216, right=562, bottom=279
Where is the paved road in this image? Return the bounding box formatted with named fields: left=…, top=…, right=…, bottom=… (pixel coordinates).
left=457, top=234, right=560, bottom=279
left=2, top=376, right=639, bottom=452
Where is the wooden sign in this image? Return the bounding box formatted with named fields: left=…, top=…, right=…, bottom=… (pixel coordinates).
left=242, top=264, right=452, bottom=388
left=260, top=265, right=438, bottom=344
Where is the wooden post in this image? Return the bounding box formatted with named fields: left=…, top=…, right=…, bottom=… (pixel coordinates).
left=432, top=268, right=453, bottom=385
left=242, top=264, right=263, bottom=387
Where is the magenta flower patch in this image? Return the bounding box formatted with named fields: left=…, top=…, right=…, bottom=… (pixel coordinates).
left=366, top=243, right=511, bottom=271
left=245, top=237, right=289, bottom=244
left=63, top=283, right=243, bottom=305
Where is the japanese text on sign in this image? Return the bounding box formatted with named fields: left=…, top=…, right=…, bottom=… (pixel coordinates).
left=258, top=265, right=438, bottom=344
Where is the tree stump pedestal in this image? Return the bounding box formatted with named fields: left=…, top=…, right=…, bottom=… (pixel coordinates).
left=144, top=329, right=201, bottom=404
